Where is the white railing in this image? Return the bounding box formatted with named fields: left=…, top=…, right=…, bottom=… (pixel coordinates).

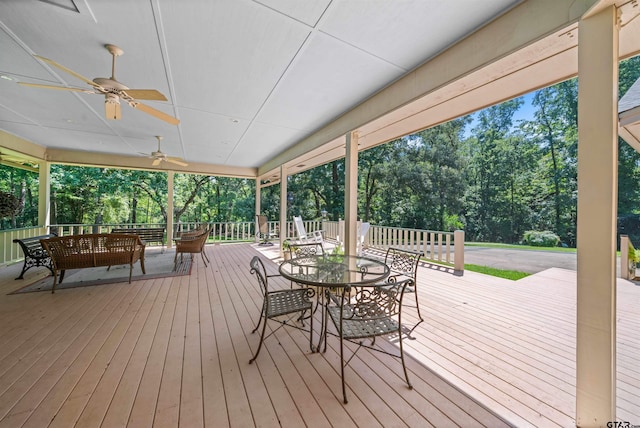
left=620, top=234, right=637, bottom=280
left=49, top=222, right=260, bottom=242
left=0, top=226, right=48, bottom=267
left=1, top=220, right=463, bottom=273
left=321, top=220, right=464, bottom=273
left=49, top=222, right=167, bottom=236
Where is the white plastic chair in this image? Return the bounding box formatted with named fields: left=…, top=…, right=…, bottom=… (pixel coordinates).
left=336, top=220, right=370, bottom=255
left=293, top=216, right=324, bottom=244
left=357, top=222, right=370, bottom=255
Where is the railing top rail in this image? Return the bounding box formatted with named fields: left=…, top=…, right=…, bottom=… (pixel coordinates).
left=0, top=225, right=47, bottom=232
left=369, top=225, right=455, bottom=235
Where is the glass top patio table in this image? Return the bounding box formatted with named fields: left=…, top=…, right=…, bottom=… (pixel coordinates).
left=279, top=254, right=390, bottom=287
left=279, top=254, right=390, bottom=355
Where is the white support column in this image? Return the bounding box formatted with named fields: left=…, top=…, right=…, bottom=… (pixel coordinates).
left=344, top=131, right=358, bottom=257
left=255, top=178, right=261, bottom=243
left=279, top=165, right=288, bottom=258
left=38, top=161, right=51, bottom=230
left=167, top=171, right=175, bottom=249
left=576, top=6, right=618, bottom=426
left=454, top=230, right=465, bottom=274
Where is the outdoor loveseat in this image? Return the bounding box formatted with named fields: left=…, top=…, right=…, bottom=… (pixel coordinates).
left=40, top=233, right=146, bottom=293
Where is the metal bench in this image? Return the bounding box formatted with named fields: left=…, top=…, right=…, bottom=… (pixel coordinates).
left=111, top=227, right=165, bottom=251
left=13, top=233, right=57, bottom=280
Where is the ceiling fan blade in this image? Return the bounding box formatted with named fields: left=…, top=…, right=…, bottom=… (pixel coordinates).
left=152, top=158, right=162, bottom=166
left=167, top=157, right=188, bottom=167
left=123, top=89, right=167, bottom=101
left=131, top=102, right=180, bottom=125
left=18, top=82, right=94, bottom=93
left=34, top=55, right=102, bottom=88
left=105, top=101, right=122, bottom=120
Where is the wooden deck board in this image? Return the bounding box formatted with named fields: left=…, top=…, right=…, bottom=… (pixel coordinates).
left=17, top=285, right=142, bottom=428
left=0, top=242, right=638, bottom=427
left=47, top=283, right=154, bottom=428
left=100, top=279, right=171, bottom=428
left=152, top=274, right=189, bottom=428
left=126, top=277, right=180, bottom=428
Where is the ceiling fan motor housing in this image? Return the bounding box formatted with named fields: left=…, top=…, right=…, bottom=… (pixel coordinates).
left=152, top=151, right=167, bottom=159
left=93, top=77, right=129, bottom=92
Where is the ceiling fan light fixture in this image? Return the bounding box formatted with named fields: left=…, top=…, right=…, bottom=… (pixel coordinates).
left=105, top=93, right=120, bottom=104
left=105, top=95, right=121, bottom=120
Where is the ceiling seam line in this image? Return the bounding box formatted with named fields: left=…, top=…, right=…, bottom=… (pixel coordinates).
left=316, top=29, right=407, bottom=72
left=150, top=0, right=185, bottom=158
left=225, top=30, right=315, bottom=164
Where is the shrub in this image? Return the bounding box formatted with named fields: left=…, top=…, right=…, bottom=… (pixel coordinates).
left=522, top=230, right=560, bottom=247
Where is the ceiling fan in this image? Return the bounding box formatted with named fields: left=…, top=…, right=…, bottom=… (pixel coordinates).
left=19, top=44, right=180, bottom=125
left=140, top=136, right=188, bottom=167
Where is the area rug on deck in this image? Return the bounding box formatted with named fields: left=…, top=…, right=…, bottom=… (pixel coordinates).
left=10, top=248, right=191, bottom=294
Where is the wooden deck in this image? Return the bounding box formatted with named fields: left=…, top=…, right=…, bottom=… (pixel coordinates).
left=0, top=242, right=638, bottom=427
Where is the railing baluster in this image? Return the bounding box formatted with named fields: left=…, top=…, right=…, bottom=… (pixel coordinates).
left=1, top=221, right=463, bottom=272
left=445, top=234, right=451, bottom=263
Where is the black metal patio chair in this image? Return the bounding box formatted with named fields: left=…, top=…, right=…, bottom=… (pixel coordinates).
left=248, top=256, right=315, bottom=363
left=326, top=279, right=415, bottom=404
left=255, top=214, right=275, bottom=246
left=383, top=247, right=424, bottom=336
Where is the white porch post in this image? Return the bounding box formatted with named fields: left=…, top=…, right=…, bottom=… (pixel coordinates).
left=576, top=5, right=618, bottom=426
left=279, top=165, right=288, bottom=258
left=38, top=161, right=50, bottom=230
left=255, top=178, right=261, bottom=243
left=344, top=131, right=358, bottom=257
left=167, top=171, right=174, bottom=249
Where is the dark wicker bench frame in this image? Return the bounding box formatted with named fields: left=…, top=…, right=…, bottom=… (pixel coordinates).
left=40, top=233, right=146, bottom=293
left=13, top=233, right=57, bottom=280
left=111, top=227, right=165, bottom=251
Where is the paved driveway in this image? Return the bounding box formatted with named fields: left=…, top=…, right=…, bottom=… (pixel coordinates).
left=464, top=246, right=577, bottom=274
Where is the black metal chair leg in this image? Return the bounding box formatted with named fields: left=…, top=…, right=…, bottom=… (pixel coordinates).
left=398, top=330, right=413, bottom=390
left=308, top=310, right=314, bottom=353
left=340, top=329, right=348, bottom=404
left=249, top=308, right=268, bottom=364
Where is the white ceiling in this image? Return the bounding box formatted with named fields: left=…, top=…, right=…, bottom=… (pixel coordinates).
left=0, top=0, right=519, bottom=173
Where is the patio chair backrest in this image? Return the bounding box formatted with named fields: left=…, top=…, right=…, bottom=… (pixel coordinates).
left=335, top=221, right=370, bottom=255
left=384, top=247, right=423, bottom=283
left=249, top=255, right=269, bottom=296
left=288, top=242, right=324, bottom=259
left=256, top=215, right=268, bottom=234
left=357, top=222, right=370, bottom=254
left=293, top=215, right=323, bottom=243
left=293, top=216, right=308, bottom=240
left=337, top=279, right=413, bottom=324
left=359, top=222, right=370, bottom=241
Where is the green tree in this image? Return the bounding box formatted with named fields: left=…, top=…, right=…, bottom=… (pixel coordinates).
left=0, top=165, right=39, bottom=229
left=618, top=56, right=640, bottom=216
left=359, top=143, right=393, bottom=223
left=526, top=80, right=578, bottom=243
left=463, top=99, right=523, bottom=241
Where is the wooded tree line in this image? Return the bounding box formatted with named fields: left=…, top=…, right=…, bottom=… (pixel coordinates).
left=3, top=57, right=640, bottom=247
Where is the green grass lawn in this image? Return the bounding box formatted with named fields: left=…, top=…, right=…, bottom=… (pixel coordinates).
left=465, top=241, right=577, bottom=253
left=464, top=263, right=530, bottom=280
